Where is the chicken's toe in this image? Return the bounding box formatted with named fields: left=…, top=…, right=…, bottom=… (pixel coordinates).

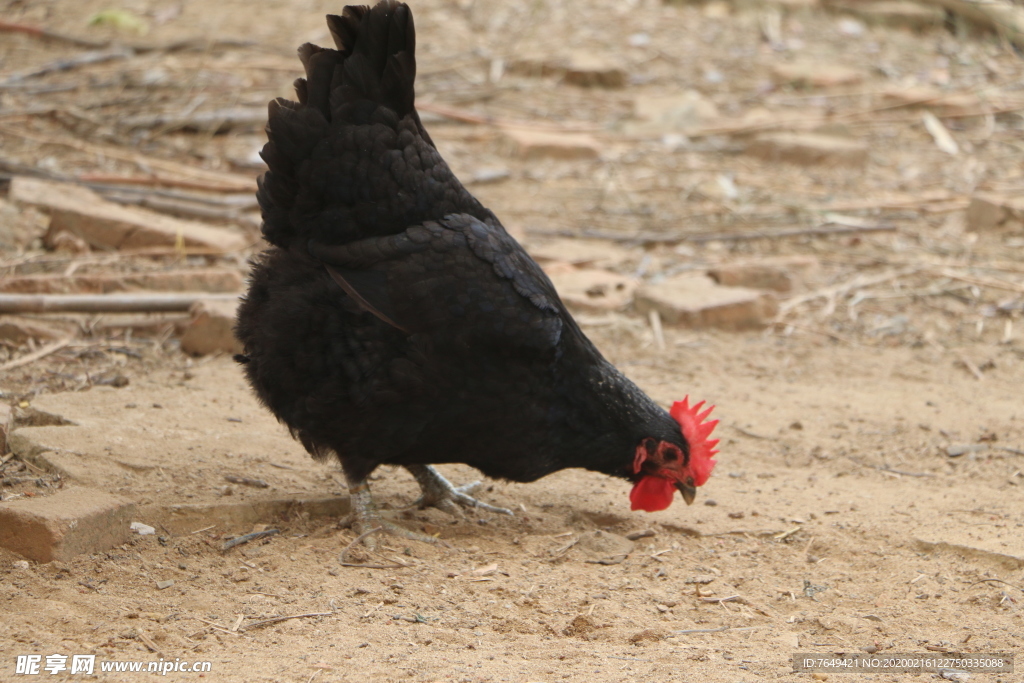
left=339, top=475, right=446, bottom=551
left=406, top=464, right=514, bottom=517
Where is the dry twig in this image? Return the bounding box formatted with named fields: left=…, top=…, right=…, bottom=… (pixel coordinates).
left=0, top=125, right=256, bottom=192
left=0, top=293, right=238, bottom=314
left=0, top=337, right=73, bottom=372
left=920, top=0, right=1024, bottom=46
left=240, top=612, right=335, bottom=631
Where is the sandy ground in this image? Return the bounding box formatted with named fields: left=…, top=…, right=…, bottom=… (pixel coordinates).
left=2, top=0, right=1024, bottom=681
left=3, top=332, right=1023, bottom=682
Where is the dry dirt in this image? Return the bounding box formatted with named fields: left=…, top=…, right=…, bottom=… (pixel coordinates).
left=2, top=0, right=1024, bottom=681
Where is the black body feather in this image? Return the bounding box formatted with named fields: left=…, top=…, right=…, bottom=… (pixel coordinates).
left=236, top=0, right=690, bottom=489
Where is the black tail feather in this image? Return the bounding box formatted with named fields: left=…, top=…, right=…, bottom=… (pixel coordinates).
left=257, top=0, right=487, bottom=251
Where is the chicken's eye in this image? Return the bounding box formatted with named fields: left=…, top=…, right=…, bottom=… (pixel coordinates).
left=658, top=443, right=679, bottom=462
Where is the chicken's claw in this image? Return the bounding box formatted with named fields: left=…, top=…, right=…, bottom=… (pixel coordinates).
left=406, top=465, right=514, bottom=517
left=339, top=476, right=448, bottom=550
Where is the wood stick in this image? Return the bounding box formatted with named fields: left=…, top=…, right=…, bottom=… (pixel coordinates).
left=0, top=20, right=108, bottom=48
left=120, top=107, right=267, bottom=133
left=529, top=223, right=897, bottom=245
left=675, top=626, right=760, bottom=634
left=648, top=310, right=666, bottom=351
left=0, top=48, right=133, bottom=88
left=0, top=293, right=238, bottom=314
left=0, top=21, right=255, bottom=53
left=0, top=337, right=73, bottom=373
left=936, top=269, right=1024, bottom=295
left=779, top=268, right=919, bottom=314
left=874, top=465, right=936, bottom=478
left=190, top=617, right=242, bottom=636
left=136, top=630, right=164, bottom=657
left=339, top=526, right=383, bottom=562
left=955, top=350, right=985, bottom=381
left=239, top=612, right=335, bottom=631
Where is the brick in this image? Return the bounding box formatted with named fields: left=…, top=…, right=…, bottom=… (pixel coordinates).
left=772, top=62, right=864, bottom=88
left=0, top=487, right=135, bottom=562
left=545, top=265, right=636, bottom=312
left=746, top=133, right=868, bottom=167
left=509, top=52, right=626, bottom=89
left=500, top=128, right=601, bottom=160
left=635, top=274, right=778, bottom=330
left=562, top=51, right=627, bottom=89
left=708, top=255, right=820, bottom=293
left=0, top=268, right=244, bottom=294
left=966, top=192, right=1024, bottom=231
left=626, top=91, right=719, bottom=135
left=0, top=197, right=48, bottom=250
left=528, top=238, right=633, bottom=268
left=180, top=298, right=243, bottom=356
left=9, top=177, right=247, bottom=252
left=0, top=403, right=12, bottom=455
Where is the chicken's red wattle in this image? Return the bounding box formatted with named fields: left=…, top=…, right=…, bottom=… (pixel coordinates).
left=629, top=475, right=675, bottom=512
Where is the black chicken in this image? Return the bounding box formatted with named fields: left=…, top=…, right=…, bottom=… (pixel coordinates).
left=236, top=0, right=718, bottom=544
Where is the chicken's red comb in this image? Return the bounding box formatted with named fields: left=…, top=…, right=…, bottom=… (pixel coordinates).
left=669, top=396, right=719, bottom=486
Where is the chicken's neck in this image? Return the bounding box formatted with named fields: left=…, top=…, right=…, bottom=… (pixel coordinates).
left=555, top=358, right=680, bottom=480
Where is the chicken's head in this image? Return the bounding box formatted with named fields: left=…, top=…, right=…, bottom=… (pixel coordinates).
left=630, top=397, right=718, bottom=512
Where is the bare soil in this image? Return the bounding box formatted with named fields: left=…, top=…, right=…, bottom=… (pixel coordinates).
left=1, top=0, right=1023, bottom=681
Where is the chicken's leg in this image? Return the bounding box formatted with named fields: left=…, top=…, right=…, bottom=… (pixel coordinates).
left=405, top=464, right=514, bottom=517
left=340, top=472, right=442, bottom=549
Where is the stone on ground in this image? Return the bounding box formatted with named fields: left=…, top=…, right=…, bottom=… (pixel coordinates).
left=635, top=274, right=778, bottom=330
left=966, top=192, right=1024, bottom=231
left=9, top=177, right=247, bottom=252
left=500, top=128, right=601, bottom=160
left=544, top=264, right=636, bottom=312
left=626, top=91, right=719, bottom=135
left=708, top=256, right=820, bottom=293
left=772, top=62, right=864, bottom=88
left=0, top=487, right=135, bottom=562
left=180, top=298, right=243, bottom=356
left=746, top=133, right=868, bottom=167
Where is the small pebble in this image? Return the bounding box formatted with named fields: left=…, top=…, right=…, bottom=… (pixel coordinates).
left=130, top=522, right=156, bottom=535
left=156, top=580, right=174, bottom=590
left=946, top=444, right=986, bottom=457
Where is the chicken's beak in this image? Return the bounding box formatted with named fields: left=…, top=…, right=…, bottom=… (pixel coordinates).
left=676, top=478, right=697, bottom=505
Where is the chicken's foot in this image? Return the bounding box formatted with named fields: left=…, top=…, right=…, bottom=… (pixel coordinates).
left=405, top=464, right=514, bottom=517
left=339, top=477, right=443, bottom=549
